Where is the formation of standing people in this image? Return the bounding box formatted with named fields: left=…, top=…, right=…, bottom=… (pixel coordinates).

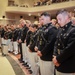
left=0, top=9, right=75, bottom=75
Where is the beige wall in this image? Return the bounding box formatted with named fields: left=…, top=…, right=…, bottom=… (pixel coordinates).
left=2, top=13, right=39, bottom=25
left=0, top=0, right=8, bottom=25
left=0, top=0, right=8, bottom=18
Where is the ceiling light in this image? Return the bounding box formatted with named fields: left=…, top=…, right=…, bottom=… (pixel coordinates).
left=28, top=13, right=31, bottom=16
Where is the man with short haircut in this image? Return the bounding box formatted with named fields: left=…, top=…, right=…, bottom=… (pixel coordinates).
left=53, top=9, right=75, bottom=75
left=37, top=12, right=58, bottom=75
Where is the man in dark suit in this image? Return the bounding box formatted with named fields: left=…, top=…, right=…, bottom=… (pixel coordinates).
left=18, top=19, right=28, bottom=62
left=53, top=9, right=75, bottom=75
left=36, top=12, right=58, bottom=75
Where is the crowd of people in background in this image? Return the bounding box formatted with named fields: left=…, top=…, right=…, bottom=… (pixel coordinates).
left=8, top=0, right=73, bottom=7
left=33, top=0, right=69, bottom=7
left=0, top=9, right=75, bottom=75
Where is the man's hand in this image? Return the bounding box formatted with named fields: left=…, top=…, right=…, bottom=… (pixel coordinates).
left=24, top=40, right=26, bottom=43
left=34, top=46, right=38, bottom=51
left=18, top=39, right=22, bottom=43
left=28, top=49, right=32, bottom=52
left=52, top=56, right=60, bottom=67
left=28, top=45, right=30, bottom=48
left=37, top=51, right=42, bottom=57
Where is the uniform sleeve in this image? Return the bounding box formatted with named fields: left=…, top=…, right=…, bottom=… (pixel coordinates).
left=26, top=31, right=31, bottom=46
left=17, top=29, right=22, bottom=40
left=53, top=29, right=61, bottom=56
left=53, top=40, right=59, bottom=56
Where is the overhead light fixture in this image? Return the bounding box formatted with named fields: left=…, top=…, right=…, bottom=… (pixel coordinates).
left=28, top=13, right=31, bottom=16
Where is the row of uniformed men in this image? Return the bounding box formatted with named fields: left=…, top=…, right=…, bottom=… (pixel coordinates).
left=17, top=11, right=75, bottom=75
left=0, top=13, right=57, bottom=75
left=0, top=9, right=75, bottom=75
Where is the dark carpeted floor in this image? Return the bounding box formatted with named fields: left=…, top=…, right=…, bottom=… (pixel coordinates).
left=6, top=55, right=25, bottom=75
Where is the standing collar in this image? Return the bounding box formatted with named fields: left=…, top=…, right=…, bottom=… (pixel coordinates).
left=61, top=21, right=72, bottom=31
left=43, top=22, right=52, bottom=27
